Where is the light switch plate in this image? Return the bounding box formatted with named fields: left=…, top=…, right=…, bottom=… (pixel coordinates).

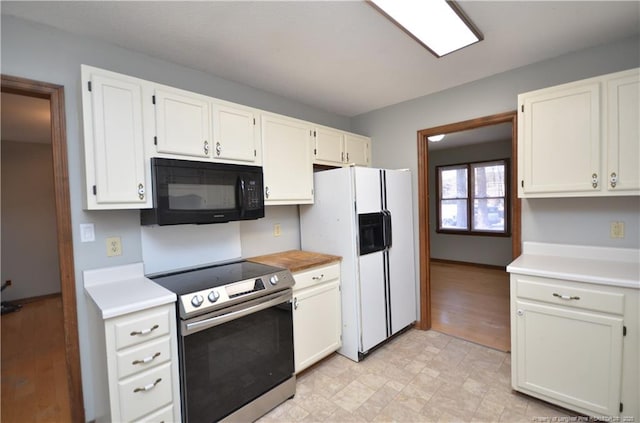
left=80, top=223, right=95, bottom=242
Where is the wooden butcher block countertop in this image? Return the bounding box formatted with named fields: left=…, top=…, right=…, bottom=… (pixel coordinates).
left=247, top=250, right=341, bottom=273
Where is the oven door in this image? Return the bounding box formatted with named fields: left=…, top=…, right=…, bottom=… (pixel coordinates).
left=179, top=289, right=294, bottom=423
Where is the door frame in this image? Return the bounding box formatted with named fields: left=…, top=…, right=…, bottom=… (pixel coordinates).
left=1, top=74, right=84, bottom=422
left=416, top=111, right=520, bottom=330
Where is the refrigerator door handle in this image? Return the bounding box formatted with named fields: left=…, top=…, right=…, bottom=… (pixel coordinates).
left=382, top=210, right=392, bottom=249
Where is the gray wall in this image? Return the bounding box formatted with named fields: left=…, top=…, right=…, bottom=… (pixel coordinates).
left=1, top=141, right=61, bottom=300
left=429, top=140, right=513, bottom=267
left=0, top=15, right=342, bottom=420
left=352, top=35, right=640, bottom=290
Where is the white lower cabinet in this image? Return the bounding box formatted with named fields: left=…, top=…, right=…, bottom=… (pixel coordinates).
left=92, top=303, right=182, bottom=422
left=510, top=274, right=638, bottom=418
left=292, top=263, right=342, bottom=373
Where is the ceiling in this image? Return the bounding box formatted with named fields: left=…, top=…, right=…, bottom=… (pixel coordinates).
left=2, top=1, right=639, bottom=119
left=428, top=122, right=512, bottom=151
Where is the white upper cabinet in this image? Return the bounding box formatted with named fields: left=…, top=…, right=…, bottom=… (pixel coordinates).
left=606, top=70, right=640, bottom=193
left=81, top=65, right=152, bottom=209
left=154, top=87, right=211, bottom=158
left=344, top=133, right=371, bottom=167
left=313, top=127, right=371, bottom=167
left=518, top=68, right=639, bottom=197
left=261, top=113, right=314, bottom=205
left=314, top=126, right=344, bottom=166
left=211, top=101, right=260, bottom=164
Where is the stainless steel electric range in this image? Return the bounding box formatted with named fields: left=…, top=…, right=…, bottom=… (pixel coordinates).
left=150, top=260, right=296, bottom=423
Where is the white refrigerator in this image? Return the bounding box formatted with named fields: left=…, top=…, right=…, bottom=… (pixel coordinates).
left=300, top=166, right=417, bottom=362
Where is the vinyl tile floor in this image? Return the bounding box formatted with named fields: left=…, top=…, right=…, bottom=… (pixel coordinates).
left=258, top=329, right=576, bottom=423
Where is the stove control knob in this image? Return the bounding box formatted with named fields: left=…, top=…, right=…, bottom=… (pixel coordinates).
left=269, top=275, right=279, bottom=286
left=208, top=290, right=220, bottom=303
left=191, top=295, right=204, bottom=308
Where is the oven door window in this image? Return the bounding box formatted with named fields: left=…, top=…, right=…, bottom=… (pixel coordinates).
left=181, top=302, right=293, bottom=422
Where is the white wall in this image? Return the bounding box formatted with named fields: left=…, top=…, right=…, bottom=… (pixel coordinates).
left=1, top=141, right=61, bottom=300
left=0, top=15, right=345, bottom=420
left=352, top=35, right=640, bottom=297
left=429, top=140, right=513, bottom=267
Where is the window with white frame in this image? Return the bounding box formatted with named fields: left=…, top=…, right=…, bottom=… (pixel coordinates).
left=436, top=159, right=509, bottom=235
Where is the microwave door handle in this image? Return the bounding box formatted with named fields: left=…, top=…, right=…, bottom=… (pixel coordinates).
left=237, top=178, right=246, bottom=217
left=383, top=211, right=392, bottom=249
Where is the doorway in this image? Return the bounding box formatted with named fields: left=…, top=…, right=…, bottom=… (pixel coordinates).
left=1, top=75, right=84, bottom=422
left=416, top=111, right=521, bottom=348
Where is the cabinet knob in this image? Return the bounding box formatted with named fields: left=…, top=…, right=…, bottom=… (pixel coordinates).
left=265, top=186, right=270, bottom=199
left=591, top=173, right=598, bottom=189
left=312, top=274, right=325, bottom=281
left=138, top=183, right=145, bottom=200
left=204, top=140, right=209, bottom=155
left=610, top=172, right=618, bottom=188
left=215, top=142, right=222, bottom=156
left=516, top=309, right=524, bottom=317
left=293, top=297, right=298, bottom=310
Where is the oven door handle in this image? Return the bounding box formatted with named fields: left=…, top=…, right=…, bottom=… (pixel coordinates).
left=183, top=290, right=292, bottom=336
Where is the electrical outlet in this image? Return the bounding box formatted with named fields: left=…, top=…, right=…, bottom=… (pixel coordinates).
left=273, top=224, right=282, bottom=237
left=106, top=236, right=122, bottom=257
left=610, top=221, right=625, bottom=239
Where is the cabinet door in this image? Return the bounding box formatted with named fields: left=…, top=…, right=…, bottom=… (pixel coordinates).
left=314, top=127, right=344, bottom=166
left=606, top=70, right=640, bottom=193
left=514, top=300, right=623, bottom=416
left=212, top=103, right=258, bottom=164
left=519, top=83, right=600, bottom=196
left=344, top=134, right=370, bottom=167
left=154, top=88, right=211, bottom=158
left=83, top=70, right=149, bottom=208
left=293, top=280, right=341, bottom=373
left=261, top=114, right=314, bottom=204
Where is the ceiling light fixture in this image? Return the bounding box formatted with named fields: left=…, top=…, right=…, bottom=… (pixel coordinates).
left=428, top=134, right=446, bottom=142
left=368, top=0, right=483, bottom=58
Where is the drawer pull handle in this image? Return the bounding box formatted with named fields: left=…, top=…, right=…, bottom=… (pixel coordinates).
left=130, top=324, right=159, bottom=336
left=312, top=274, right=325, bottom=281
left=133, top=378, right=162, bottom=393
left=553, top=293, right=580, bottom=301
left=132, top=352, right=161, bottom=366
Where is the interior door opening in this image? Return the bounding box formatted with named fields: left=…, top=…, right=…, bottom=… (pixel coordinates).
left=1, top=75, right=84, bottom=422
left=416, top=111, right=520, bottom=351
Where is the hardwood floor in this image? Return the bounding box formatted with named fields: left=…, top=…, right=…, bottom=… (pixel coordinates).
left=1, top=295, right=71, bottom=423
left=430, top=260, right=511, bottom=352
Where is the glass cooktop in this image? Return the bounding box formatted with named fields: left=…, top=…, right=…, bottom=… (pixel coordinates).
left=149, top=260, right=286, bottom=296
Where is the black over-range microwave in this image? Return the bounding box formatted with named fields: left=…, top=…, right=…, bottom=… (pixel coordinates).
left=141, top=158, right=265, bottom=226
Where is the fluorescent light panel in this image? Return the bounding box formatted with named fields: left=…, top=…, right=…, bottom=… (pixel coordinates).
left=370, top=0, right=482, bottom=57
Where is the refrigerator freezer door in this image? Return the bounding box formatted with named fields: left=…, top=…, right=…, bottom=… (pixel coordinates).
left=358, top=251, right=387, bottom=352
left=354, top=167, right=382, bottom=213
left=385, top=169, right=417, bottom=334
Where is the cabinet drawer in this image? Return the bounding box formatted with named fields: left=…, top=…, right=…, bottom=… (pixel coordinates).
left=113, top=307, right=171, bottom=350
left=132, top=404, right=174, bottom=423
left=514, top=277, right=625, bottom=315
left=116, top=336, right=172, bottom=379
left=294, top=263, right=340, bottom=291
left=118, top=362, right=173, bottom=422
